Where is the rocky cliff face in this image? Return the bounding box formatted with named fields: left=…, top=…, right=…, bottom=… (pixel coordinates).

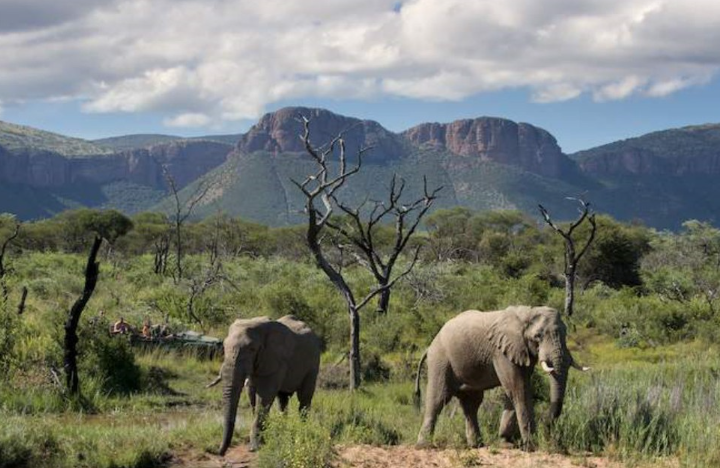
left=0, top=140, right=232, bottom=189
left=236, top=107, right=405, bottom=163
left=573, top=124, right=720, bottom=177
left=402, top=117, right=575, bottom=178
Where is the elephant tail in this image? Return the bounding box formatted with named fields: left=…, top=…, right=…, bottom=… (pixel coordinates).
left=413, top=349, right=428, bottom=410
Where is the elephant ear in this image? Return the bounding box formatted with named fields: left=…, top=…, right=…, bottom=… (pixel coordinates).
left=255, top=321, right=294, bottom=376
left=488, top=312, right=532, bottom=367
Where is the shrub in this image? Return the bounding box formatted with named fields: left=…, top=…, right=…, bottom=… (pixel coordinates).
left=79, top=325, right=142, bottom=395
left=259, top=411, right=333, bottom=468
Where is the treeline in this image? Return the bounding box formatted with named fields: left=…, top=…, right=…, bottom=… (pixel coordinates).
left=2, top=206, right=720, bottom=334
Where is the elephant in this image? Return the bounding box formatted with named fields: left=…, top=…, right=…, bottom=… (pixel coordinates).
left=218, top=315, right=321, bottom=455
left=415, top=305, right=588, bottom=449
left=207, top=374, right=257, bottom=413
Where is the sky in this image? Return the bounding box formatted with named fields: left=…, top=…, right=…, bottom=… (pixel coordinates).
left=1, top=0, right=719, bottom=153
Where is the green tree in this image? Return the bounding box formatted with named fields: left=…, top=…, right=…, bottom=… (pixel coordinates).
left=576, top=215, right=652, bottom=289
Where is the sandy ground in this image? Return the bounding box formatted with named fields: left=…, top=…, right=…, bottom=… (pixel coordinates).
left=334, top=445, right=623, bottom=468
left=168, top=444, right=670, bottom=468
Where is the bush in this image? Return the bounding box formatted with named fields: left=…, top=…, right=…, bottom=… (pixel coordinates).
left=80, top=325, right=142, bottom=395
left=259, top=411, right=333, bottom=468
left=0, top=302, right=23, bottom=377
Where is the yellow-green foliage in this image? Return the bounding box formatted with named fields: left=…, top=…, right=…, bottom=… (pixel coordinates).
left=259, top=411, right=333, bottom=468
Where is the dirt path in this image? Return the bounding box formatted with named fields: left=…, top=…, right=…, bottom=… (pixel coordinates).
left=169, top=444, right=673, bottom=468
left=335, top=445, right=622, bottom=468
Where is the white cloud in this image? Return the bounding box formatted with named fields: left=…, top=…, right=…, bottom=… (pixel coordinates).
left=593, top=76, right=647, bottom=101
left=163, top=112, right=211, bottom=128
left=532, top=84, right=583, bottom=103
left=1, top=0, right=719, bottom=128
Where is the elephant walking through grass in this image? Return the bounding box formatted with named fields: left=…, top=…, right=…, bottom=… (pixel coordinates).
left=415, top=306, right=588, bottom=449
left=218, top=315, right=321, bottom=455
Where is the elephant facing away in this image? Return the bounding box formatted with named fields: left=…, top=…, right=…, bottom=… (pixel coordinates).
left=218, top=315, right=321, bottom=455
left=415, top=306, right=588, bottom=449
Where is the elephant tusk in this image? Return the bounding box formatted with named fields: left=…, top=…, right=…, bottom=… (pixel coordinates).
left=570, top=359, right=590, bottom=372
left=540, top=361, right=555, bottom=373
left=206, top=375, right=222, bottom=388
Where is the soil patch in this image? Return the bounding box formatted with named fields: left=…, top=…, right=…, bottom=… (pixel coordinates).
left=335, top=445, right=647, bottom=468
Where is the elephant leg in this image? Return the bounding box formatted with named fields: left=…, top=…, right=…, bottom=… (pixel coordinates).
left=495, top=359, right=535, bottom=450
left=457, top=391, right=484, bottom=448
left=297, top=373, right=317, bottom=417
left=277, top=392, right=291, bottom=413
left=499, top=394, right=519, bottom=442
left=416, top=367, right=453, bottom=447
left=249, top=392, right=276, bottom=452
left=247, top=380, right=257, bottom=414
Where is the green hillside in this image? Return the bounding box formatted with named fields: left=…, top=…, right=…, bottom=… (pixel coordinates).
left=94, top=133, right=242, bottom=151
left=0, top=121, right=113, bottom=157
left=153, top=148, right=588, bottom=226
left=93, top=134, right=184, bottom=151
left=573, top=123, right=720, bottom=163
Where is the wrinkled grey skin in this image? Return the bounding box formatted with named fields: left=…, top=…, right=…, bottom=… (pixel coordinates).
left=218, top=315, right=321, bottom=455
left=415, top=306, right=586, bottom=449
left=207, top=374, right=257, bottom=413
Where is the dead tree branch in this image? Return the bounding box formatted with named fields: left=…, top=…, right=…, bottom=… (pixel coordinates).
left=538, top=198, right=597, bottom=317
left=164, top=167, right=212, bottom=282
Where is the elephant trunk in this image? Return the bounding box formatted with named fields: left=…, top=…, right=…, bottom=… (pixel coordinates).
left=219, top=360, right=247, bottom=456
left=548, top=367, right=568, bottom=420
left=546, top=336, right=569, bottom=421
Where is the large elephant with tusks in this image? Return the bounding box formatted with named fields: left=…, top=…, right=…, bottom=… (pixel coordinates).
left=218, top=315, right=321, bottom=455
left=415, top=306, right=588, bottom=449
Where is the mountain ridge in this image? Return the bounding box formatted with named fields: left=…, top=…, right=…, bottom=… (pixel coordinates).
left=2, top=107, right=720, bottom=229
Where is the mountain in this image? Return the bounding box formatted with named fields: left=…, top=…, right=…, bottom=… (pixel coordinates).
left=95, top=133, right=243, bottom=151
left=94, top=134, right=184, bottom=152
left=573, top=124, right=720, bottom=176
left=0, top=120, right=113, bottom=157
left=4, top=108, right=720, bottom=229
left=402, top=117, right=577, bottom=179
left=0, top=125, right=234, bottom=218
left=572, top=124, right=720, bottom=228
left=155, top=107, right=589, bottom=225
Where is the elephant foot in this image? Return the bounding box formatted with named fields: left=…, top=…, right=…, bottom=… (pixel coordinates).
left=496, top=440, right=514, bottom=450
left=415, top=439, right=433, bottom=450
left=466, top=440, right=484, bottom=449
left=519, top=440, right=536, bottom=452
left=249, top=440, right=260, bottom=452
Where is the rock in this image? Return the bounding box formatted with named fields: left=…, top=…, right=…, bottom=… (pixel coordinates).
left=236, top=107, right=405, bottom=163
left=0, top=140, right=232, bottom=189
left=403, top=117, right=575, bottom=178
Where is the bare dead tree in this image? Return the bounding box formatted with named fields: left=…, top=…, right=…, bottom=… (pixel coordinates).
left=63, top=210, right=132, bottom=395
left=153, top=228, right=171, bottom=275
left=538, top=198, right=597, bottom=317
left=293, top=115, right=426, bottom=389
left=186, top=258, right=222, bottom=331
left=164, top=167, right=212, bottom=283
left=64, top=235, right=102, bottom=395
left=0, top=219, right=20, bottom=306
left=327, top=174, right=441, bottom=314
left=17, top=286, right=27, bottom=315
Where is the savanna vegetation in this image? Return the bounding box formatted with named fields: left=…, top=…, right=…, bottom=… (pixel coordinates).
left=1, top=206, right=720, bottom=467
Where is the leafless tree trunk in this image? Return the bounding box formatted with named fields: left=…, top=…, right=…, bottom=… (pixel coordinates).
left=293, top=115, right=429, bottom=389
left=153, top=232, right=170, bottom=275
left=538, top=199, right=597, bottom=317
left=164, top=168, right=212, bottom=283
left=64, top=235, right=102, bottom=395
left=17, top=286, right=27, bottom=315
left=327, top=175, right=441, bottom=315
left=0, top=220, right=20, bottom=307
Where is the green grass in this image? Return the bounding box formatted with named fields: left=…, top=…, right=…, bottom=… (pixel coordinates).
left=4, top=349, right=720, bottom=467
